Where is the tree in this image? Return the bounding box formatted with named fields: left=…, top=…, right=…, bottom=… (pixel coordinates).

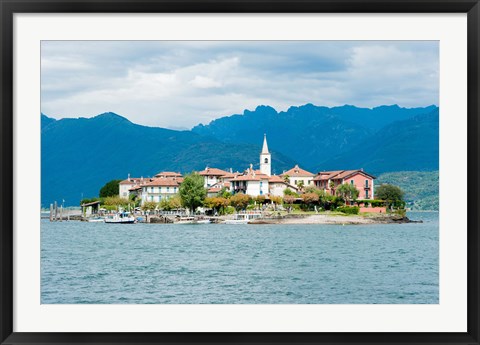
left=179, top=173, right=207, bottom=213
left=99, top=179, right=122, bottom=198
left=336, top=183, right=359, bottom=204
left=301, top=192, right=319, bottom=209
left=284, top=188, right=298, bottom=197
left=218, top=187, right=232, bottom=199
left=102, top=196, right=129, bottom=206
left=141, top=201, right=157, bottom=212
left=204, top=197, right=230, bottom=214
left=297, top=180, right=305, bottom=191
left=229, top=193, right=250, bottom=211
left=255, top=195, right=266, bottom=204
left=375, top=184, right=405, bottom=208
left=168, top=195, right=183, bottom=210
left=283, top=195, right=296, bottom=205
left=270, top=196, right=283, bottom=205
left=283, top=174, right=290, bottom=184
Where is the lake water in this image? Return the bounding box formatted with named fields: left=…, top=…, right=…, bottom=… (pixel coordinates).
left=41, top=212, right=438, bottom=304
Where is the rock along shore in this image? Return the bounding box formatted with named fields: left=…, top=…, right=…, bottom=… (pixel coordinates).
left=247, top=213, right=421, bottom=225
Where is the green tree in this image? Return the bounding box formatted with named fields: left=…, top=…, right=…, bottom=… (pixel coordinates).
left=99, top=179, right=122, bottom=198
left=297, top=180, right=305, bottom=191
left=283, top=188, right=299, bottom=197
left=336, top=183, right=359, bottom=203
left=179, top=173, right=207, bottom=213
left=375, top=184, right=405, bottom=208
left=218, top=187, right=232, bottom=199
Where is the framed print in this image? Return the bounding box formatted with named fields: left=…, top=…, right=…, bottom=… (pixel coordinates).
left=1, top=1, right=479, bottom=344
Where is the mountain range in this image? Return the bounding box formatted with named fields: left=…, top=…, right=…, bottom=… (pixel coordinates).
left=41, top=103, right=439, bottom=207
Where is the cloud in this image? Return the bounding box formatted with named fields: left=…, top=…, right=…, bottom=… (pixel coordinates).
left=41, top=41, right=438, bottom=128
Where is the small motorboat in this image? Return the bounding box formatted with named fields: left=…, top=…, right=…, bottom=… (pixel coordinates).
left=224, top=213, right=262, bottom=224
left=104, top=212, right=136, bottom=224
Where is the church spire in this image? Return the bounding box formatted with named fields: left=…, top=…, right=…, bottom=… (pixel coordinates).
left=260, top=134, right=271, bottom=176
left=262, top=133, right=269, bottom=154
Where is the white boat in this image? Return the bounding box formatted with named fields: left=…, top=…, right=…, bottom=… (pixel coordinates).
left=104, top=212, right=136, bottom=224
left=174, top=217, right=212, bottom=224
left=194, top=218, right=211, bottom=224
left=87, top=216, right=105, bottom=222
left=174, top=217, right=195, bottom=224
left=224, top=213, right=262, bottom=224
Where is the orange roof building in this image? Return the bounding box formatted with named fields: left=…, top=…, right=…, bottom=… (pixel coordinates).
left=313, top=169, right=376, bottom=199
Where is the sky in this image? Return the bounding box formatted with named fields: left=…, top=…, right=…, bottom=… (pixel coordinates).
left=41, top=41, right=439, bottom=129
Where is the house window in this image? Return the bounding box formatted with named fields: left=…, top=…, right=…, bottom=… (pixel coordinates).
left=365, top=190, right=369, bottom=198
left=351, top=180, right=354, bottom=185
left=150, top=195, right=154, bottom=201
left=167, top=187, right=170, bottom=192
left=365, top=180, right=369, bottom=187
left=264, top=158, right=268, bottom=163
left=151, top=187, right=154, bottom=193
left=174, top=187, right=177, bottom=192
left=159, top=195, right=162, bottom=200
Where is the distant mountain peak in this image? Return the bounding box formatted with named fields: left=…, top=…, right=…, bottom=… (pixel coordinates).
left=244, top=105, right=278, bottom=117
left=93, top=112, right=132, bottom=123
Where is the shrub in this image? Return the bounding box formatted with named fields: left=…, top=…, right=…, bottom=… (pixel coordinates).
left=225, top=206, right=235, bottom=214
left=337, top=206, right=360, bottom=215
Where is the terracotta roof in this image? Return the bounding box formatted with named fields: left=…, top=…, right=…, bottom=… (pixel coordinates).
left=281, top=165, right=314, bottom=177
left=221, top=172, right=238, bottom=179
left=154, top=171, right=182, bottom=177
left=119, top=178, right=142, bottom=185
left=254, top=170, right=269, bottom=178
left=208, top=186, right=222, bottom=192
left=211, top=181, right=231, bottom=188
left=313, top=170, right=344, bottom=181
left=313, top=169, right=376, bottom=181
left=231, top=174, right=261, bottom=181
left=143, top=178, right=180, bottom=187
left=231, top=168, right=269, bottom=182
left=338, top=170, right=376, bottom=180
left=128, top=185, right=142, bottom=191
left=268, top=175, right=287, bottom=183
left=198, top=167, right=230, bottom=176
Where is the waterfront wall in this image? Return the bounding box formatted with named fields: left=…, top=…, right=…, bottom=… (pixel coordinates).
left=359, top=206, right=387, bottom=213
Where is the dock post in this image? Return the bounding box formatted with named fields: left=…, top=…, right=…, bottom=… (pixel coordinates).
left=49, top=204, right=53, bottom=222
left=59, top=206, right=63, bottom=222
left=54, top=201, right=58, bottom=221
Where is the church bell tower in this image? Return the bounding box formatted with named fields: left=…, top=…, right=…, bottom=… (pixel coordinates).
left=260, top=134, right=271, bottom=176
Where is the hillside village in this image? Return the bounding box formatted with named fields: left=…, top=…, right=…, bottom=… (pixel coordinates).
left=118, top=135, right=376, bottom=206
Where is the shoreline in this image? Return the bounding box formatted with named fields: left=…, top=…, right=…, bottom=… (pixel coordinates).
left=245, top=213, right=421, bottom=225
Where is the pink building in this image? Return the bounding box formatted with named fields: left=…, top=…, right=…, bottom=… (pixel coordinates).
left=313, top=169, right=375, bottom=199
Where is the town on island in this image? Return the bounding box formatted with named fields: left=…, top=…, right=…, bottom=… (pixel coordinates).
left=49, top=135, right=409, bottom=225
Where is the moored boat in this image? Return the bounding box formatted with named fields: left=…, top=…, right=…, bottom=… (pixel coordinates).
left=224, top=213, right=262, bottom=224
left=87, top=216, right=105, bottom=222
left=104, top=212, right=136, bottom=224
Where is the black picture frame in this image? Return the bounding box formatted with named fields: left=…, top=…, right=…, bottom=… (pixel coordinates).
left=1, top=1, right=479, bottom=344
